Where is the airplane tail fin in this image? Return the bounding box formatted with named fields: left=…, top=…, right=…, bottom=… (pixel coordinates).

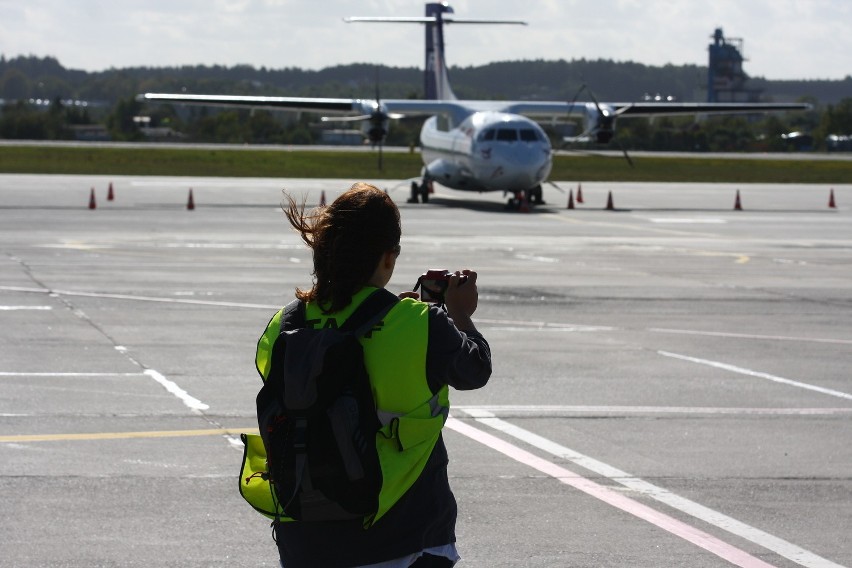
left=424, top=3, right=456, bottom=101
left=346, top=3, right=526, bottom=101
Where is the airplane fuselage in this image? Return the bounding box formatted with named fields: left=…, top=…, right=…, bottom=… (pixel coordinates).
left=420, top=110, right=552, bottom=193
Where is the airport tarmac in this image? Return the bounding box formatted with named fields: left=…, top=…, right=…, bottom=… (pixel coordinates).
left=1, top=174, right=850, bottom=567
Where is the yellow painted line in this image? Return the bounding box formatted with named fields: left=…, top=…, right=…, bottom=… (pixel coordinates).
left=0, top=427, right=259, bottom=443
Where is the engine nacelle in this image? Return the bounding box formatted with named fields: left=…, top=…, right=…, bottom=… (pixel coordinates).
left=585, top=103, right=617, bottom=144
left=423, top=158, right=456, bottom=182
left=357, top=100, right=390, bottom=145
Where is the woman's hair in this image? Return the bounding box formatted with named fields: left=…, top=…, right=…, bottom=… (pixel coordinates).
left=283, top=182, right=401, bottom=313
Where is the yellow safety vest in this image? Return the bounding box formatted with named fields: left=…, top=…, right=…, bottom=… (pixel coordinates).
left=240, top=287, right=449, bottom=526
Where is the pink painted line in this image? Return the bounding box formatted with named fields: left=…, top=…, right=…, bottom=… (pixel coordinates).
left=446, top=418, right=777, bottom=568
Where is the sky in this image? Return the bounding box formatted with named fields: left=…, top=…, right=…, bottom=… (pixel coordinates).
left=1, top=0, right=850, bottom=81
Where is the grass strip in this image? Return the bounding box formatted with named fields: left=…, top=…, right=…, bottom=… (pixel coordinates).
left=1, top=145, right=850, bottom=184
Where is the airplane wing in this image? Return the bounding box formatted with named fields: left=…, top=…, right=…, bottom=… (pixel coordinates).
left=140, top=93, right=809, bottom=119
left=138, top=93, right=471, bottom=119
left=499, top=101, right=811, bottom=119
left=609, top=101, right=812, bottom=117
left=139, top=93, right=810, bottom=147
left=139, top=93, right=359, bottom=115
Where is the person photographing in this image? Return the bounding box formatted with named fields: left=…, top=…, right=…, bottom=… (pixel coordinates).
left=250, top=182, right=491, bottom=567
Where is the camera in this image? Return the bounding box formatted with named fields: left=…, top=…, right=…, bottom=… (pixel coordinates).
left=414, top=269, right=467, bottom=304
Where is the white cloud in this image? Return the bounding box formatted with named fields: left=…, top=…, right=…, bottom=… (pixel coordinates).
left=0, top=0, right=849, bottom=79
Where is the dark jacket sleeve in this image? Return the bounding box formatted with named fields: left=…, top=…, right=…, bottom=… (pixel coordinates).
left=425, top=305, right=492, bottom=392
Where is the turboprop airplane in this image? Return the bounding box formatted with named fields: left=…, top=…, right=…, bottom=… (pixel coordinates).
left=140, top=2, right=809, bottom=208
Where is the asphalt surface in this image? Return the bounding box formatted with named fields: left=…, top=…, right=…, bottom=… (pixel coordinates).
left=1, top=174, right=850, bottom=567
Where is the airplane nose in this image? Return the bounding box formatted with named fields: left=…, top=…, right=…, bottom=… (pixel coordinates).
left=509, top=146, right=552, bottom=188
left=476, top=144, right=552, bottom=191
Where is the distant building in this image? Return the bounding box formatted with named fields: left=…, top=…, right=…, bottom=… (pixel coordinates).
left=707, top=28, right=763, bottom=103
left=825, top=134, right=852, bottom=152
left=70, top=124, right=110, bottom=141
left=134, top=115, right=185, bottom=141
left=139, top=126, right=185, bottom=140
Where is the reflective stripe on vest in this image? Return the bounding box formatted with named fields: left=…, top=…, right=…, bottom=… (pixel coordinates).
left=255, top=308, right=284, bottom=381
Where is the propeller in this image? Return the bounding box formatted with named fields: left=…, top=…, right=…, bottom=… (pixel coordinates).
left=370, top=82, right=388, bottom=170
left=562, top=83, right=634, bottom=167
left=320, top=69, right=403, bottom=170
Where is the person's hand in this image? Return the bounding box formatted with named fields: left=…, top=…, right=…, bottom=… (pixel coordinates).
left=445, top=270, right=478, bottom=330
left=398, top=291, right=420, bottom=300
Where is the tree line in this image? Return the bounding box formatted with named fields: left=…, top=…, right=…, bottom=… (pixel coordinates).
left=1, top=55, right=850, bottom=151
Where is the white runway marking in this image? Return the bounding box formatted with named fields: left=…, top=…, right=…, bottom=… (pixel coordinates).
left=142, top=369, right=209, bottom=412
left=648, top=218, right=727, bottom=224
left=454, top=405, right=852, bottom=416
left=658, top=351, right=852, bottom=401
left=476, top=317, right=614, bottom=332
left=0, top=369, right=211, bottom=412
left=514, top=253, right=558, bottom=263
left=0, top=305, right=52, bottom=310
left=483, top=326, right=612, bottom=332
left=448, top=416, right=777, bottom=568
left=0, top=372, right=142, bottom=377
left=0, top=285, right=277, bottom=310
left=455, top=409, right=845, bottom=568
left=651, top=327, right=852, bottom=346
left=1, top=286, right=844, bottom=353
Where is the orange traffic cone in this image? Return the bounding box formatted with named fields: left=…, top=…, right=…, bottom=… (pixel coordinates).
left=829, top=189, right=836, bottom=209
left=567, top=189, right=575, bottom=209
left=319, top=190, right=326, bottom=206
left=605, top=191, right=614, bottom=210
left=107, top=182, right=114, bottom=201
left=577, top=183, right=584, bottom=204
left=187, top=189, right=195, bottom=210
left=88, top=188, right=96, bottom=210
left=734, top=190, right=743, bottom=211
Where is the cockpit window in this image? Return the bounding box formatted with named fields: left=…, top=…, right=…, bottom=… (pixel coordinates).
left=481, top=126, right=547, bottom=143
left=519, top=129, right=540, bottom=142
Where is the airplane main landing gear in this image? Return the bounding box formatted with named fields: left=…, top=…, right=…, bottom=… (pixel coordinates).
left=530, top=185, right=545, bottom=205
left=407, top=179, right=431, bottom=203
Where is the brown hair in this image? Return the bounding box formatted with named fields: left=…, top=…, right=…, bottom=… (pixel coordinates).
left=283, top=182, right=401, bottom=313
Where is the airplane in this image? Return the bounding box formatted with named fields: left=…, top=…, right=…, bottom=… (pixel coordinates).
left=140, top=2, right=810, bottom=209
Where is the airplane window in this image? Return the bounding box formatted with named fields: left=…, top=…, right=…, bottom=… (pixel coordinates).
left=519, top=129, right=539, bottom=142
left=496, top=129, right=517, bottom=141
left=479, top=129, right=495, bottom=141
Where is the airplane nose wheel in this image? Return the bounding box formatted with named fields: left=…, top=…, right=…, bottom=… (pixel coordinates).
left=507, top=191, right=527, bottom=211
left=506, top=186, right=543, bottom=211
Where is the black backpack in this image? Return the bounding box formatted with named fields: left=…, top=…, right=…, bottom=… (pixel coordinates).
left=256, top=289, right=398, bottom=522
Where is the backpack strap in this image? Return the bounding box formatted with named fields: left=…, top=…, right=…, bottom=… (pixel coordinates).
left=279, top=298, right=306, bottom=333
left=338, top=288, right=399, bottom=336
